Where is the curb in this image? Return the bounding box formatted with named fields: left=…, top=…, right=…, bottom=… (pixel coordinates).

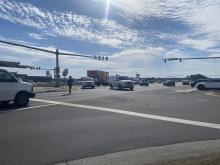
left=35, top=89, right=68, bottom=93
left=55, top=139, right=220, bottom=165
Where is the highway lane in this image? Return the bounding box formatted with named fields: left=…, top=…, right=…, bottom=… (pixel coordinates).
left=0, top=84, right=220, bottom=165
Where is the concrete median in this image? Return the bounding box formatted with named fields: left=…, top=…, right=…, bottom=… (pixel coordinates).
left=34, top=86, right=80, bottom=93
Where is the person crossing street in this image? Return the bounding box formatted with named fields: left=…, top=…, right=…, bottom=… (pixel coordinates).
left=67, top=76, right=73, bottom=94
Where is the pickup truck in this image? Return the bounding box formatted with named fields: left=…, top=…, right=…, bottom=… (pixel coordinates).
left=109, top=76, right=134, bottom=90
left=81, top=80, right=95, bottom=89
left=0, top=69, right=35, bottom=106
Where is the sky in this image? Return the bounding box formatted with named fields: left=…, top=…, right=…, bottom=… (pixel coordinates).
left=0, top=0, right=220, bottom=78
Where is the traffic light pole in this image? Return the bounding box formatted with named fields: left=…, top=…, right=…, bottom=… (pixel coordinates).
left=55, top=49, right=59, bottom=87
left=0, top=40, right=109, bottom=88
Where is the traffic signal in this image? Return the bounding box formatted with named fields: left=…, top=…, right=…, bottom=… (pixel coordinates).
left=94, top=55, right=109, bottom=61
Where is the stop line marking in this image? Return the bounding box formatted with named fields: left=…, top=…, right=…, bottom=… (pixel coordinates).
left=31, top=98, right=220, bottom=130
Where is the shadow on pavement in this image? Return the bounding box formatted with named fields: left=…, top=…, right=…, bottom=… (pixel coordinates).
left=0, top=103, right=28, bottom=112
left=62, top=93, right=71, bottom=96
left=110, top=88, right=135, bottom=91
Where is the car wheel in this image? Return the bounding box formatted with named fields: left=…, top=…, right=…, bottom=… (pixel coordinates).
left=130, top=87, right=134, bottom=91
left=118, top=85, right=122, bottom=90
left=197, top=85, right=207, bottom=91
left=14, top=92, right=29, bottom=106
left=1, top=101, right=10, bottom=105
left=110, top=85, right=113, bottom=89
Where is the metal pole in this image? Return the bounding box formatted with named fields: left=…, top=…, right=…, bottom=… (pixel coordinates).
left=55, top=49, right=60, bottom=87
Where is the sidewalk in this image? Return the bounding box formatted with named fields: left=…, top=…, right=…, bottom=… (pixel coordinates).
left=55, top=139, right=220, bottom=165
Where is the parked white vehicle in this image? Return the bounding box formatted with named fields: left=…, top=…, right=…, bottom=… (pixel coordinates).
left=0, top=69, right=35, bottom=106
left=110, top=76, right=134, bottom=90
left=196, top=79, right=220, bottom=90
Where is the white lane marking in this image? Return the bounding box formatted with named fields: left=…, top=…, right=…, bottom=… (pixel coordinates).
left=31, top=98, right=220, bottom=130
left=0, top=104, right=56, bottom=113
left=197, top=99, right=208, bottom=102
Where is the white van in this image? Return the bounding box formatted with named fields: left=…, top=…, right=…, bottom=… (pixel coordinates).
left=0, top=69, right=35, bottom=106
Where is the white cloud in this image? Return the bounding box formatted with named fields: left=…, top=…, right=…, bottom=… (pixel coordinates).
left=28, top=33, right=45, bottom=40
left=0, top=0, right=140, bottom=48
left=108, top=0, right=220, bottom=51
left=105, top=47, right=166, bottom=75
left=104, top=47, right=220, bottom=77
left=179, top=38, right=218, bottom=51
left=1, top=0, right=220, bottom=78
left=0, top=43, right=54, bottom=65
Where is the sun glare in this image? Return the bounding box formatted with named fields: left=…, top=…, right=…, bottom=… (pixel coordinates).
left=105, top=0, right=110, bottom=21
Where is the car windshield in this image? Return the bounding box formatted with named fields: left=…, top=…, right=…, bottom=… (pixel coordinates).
left=1, top=1, right=220, bottom=165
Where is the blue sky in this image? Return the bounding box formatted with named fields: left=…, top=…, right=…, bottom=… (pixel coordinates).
left=0, top=0, right=220, bottom=78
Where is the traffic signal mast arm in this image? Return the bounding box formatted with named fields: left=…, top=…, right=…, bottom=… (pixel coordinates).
left=0, top=40, right=109, bottom=60
left=163, top=56, right=220, bottom=63
left=0, top=39, right=109, bottom=87
left=0, top=40, right=55, bottom=54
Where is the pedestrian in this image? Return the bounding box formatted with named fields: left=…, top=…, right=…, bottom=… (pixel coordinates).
left=67, top=76, right=73, bottom=94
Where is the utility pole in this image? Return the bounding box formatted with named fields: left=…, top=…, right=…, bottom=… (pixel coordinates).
left=55, top=49, right=60, bottom=87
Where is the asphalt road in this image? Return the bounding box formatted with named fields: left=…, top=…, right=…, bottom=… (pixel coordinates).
left=0, top=83, right=220, bottom=165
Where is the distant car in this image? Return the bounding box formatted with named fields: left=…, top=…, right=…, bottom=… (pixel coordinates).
left=110, top=76, right=134, bottom=90
left=196, top=79, right=220, bottom=91
left=191, top=79, right=209, bottom=87
left=0, top=69, right=35, bottom=106
left=163, top=80, right=175, bottom=87
left=139, top=79, right=149, bottom=86
left=81, top=80, right=95, bottom=89
left=182, top=80, right=190, bottom=85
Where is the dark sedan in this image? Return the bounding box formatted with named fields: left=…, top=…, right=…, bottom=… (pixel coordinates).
left=163, top=80, right=175, bottom=87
